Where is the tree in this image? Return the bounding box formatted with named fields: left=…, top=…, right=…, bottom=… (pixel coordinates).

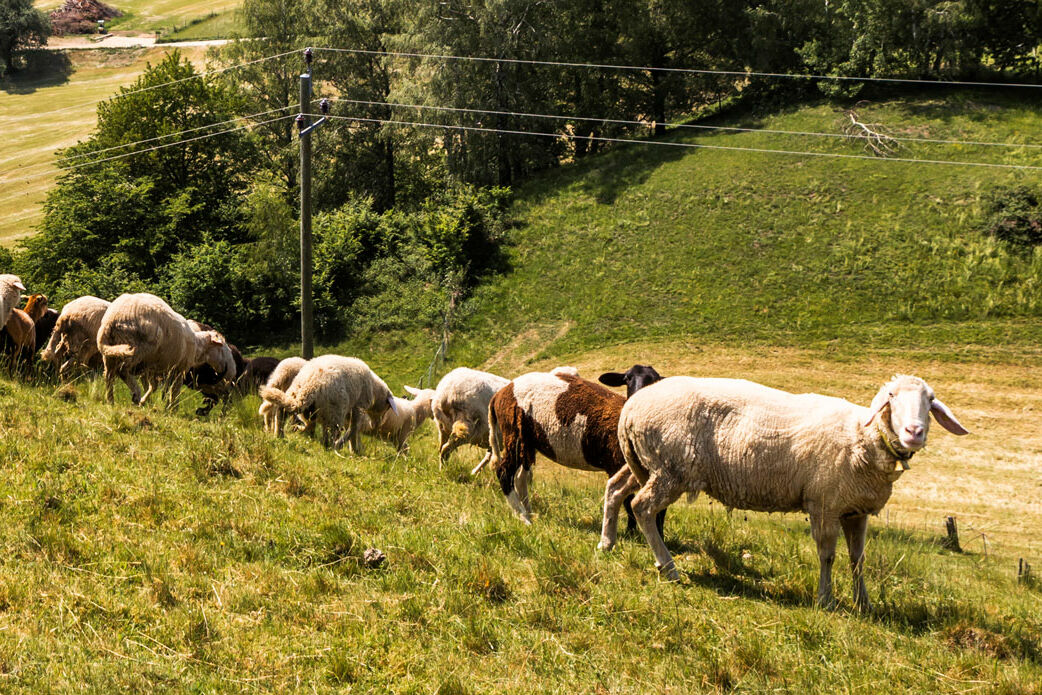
left=0, top=0, right=50, bottom=75
left=21, top=51, right=260, bottom=292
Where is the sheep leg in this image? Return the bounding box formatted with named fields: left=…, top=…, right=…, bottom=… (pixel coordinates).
left=471, top=450, right=493, bottom=475
left=599, top=468, right=641, bottom=552
left=841, top=514, right=872, bottom=613
left=439, top=436, right=462, bottom=468
left=350, top=408, right=364, bottom=455
left=631, top=474, right=684, bottom=580
left=811, top=513, right=840, bottom=610
left=103, top=357, right=117, bottom=403
left=515, top=465, right=534, bottom=518
left=166, top=372, right=184, bottom=410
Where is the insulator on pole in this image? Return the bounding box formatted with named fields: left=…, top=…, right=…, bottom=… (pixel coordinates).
left=296, top=114, right=306, bottom=130
left=304, top=47, right=313, bottom=67
left=319, top=98, right=330, bottom=115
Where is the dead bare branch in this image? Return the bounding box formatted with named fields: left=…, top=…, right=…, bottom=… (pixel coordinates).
left=839, top=104, right=900, bottom=157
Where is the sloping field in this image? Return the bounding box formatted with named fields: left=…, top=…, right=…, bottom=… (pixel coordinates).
left=35, top=0, right=241, bottom=34
left=457, top=92, right=1042, bottom=364
left=0, top=46, right=211, bottom=245
left=0, top=346, right=1039, bottom=693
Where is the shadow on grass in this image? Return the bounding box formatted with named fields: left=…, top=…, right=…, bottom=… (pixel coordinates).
left=1, top=50, right=74, bottom=94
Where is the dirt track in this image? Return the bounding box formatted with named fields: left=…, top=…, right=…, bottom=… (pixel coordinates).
left=45, top=33, right=229, bottom=50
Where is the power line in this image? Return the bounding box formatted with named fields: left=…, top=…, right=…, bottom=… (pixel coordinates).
left=314, top=47, right=1042, bottom=89
left=4, top=106, right=298, bottom=179
left=329, top=97, right=1042, bottom=150
left=2, top=49, right=302, bottom=123
left=327, top=113, right=1042, bottom=171
left=0, top=115, right=297, bottom=197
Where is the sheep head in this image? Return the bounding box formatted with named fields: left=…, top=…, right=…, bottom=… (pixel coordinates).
left=403, top=385, right=437, bottom=421
left=863, top=374, right=969, bottom=452
left=194, top=331, right=236, bottom=383
left=599, top=364, right=663, bottom=398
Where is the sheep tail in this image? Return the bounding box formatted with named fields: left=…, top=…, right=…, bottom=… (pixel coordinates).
left=99, top=343, right=138, bottom=359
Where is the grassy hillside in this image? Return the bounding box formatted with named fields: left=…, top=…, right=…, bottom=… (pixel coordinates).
left=0, top=359, right=1040, bottom=693
left=446, top=91, right=1042, bottom=369
left=0, top=46, right=212, bottom=245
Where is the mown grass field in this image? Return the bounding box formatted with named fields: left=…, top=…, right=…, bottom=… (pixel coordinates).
left=0, top=343, right=1040, bottom=693
left=34, top=0, right=241, bottom=36
left=0, top=45, right=211, bottom=245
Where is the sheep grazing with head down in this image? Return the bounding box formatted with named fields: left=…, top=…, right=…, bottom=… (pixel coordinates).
left=259, top=357, right=308, bottom=436
left=40, top=296, right=111, bottom=380
left=97, top=293, right=235, bottom=406
left=432, top=367, right=510, bottom=469
left=615, top=374, right=969, bottom=611
left=0, top=274, right=26, bottom=328
left=370, top=385, right=437, bottom=453
left=258, top=354, right=397, bottom=453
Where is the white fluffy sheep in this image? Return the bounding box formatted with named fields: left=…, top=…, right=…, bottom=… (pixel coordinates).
left=40, top=296, right=111, bottom=380
left=369, top=385, right=436, bottom=453
left=258, top=357, right=308, bottom=436
left=431, top=367, right=510, bottom=468
left=0, top=274, right=26, bottom=328
left=616, top=374, right=969, bottom=611
left=258, top=354, right=397, bottom=453
left=97, top=293, right=234, bottom=406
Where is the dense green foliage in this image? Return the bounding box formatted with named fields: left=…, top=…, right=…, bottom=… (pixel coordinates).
left=0, top=0, right=49, bottom=76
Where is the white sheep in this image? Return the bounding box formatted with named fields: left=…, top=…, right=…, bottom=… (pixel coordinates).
left=40, top=296, right=111, bottom=381
left=258, top=357, right=308, bottom=436
left=97, top=293, right=235, bottom=406
left=615, top=374, right=969, bottom=611
left=369, top=385, right=437, bottom=453
left=0, top=274, right=26, bottom=328
left=431, top=367, right=510, bottom=469
left=258, top=354, right=397, bottom=453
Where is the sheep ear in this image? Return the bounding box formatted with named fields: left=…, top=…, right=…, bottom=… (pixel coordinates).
left=862, top=389, right=890, bottom=427
left=598, top=372, right=626, bottom=387
left=387, top=395, right=398, bottom=415
left=13, top=281, right=26, bottom=291
left=930, top=398, right=969, bottom=435
left=403, top=385, right=421, bottom=396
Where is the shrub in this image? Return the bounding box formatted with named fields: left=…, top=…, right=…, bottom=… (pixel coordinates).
left=981, top=185, right=1042, bottom=251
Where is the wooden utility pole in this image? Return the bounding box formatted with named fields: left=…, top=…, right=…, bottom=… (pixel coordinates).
left=298, top=54, right=314, bottom=359
left=295, top=48, right=329, bottom=359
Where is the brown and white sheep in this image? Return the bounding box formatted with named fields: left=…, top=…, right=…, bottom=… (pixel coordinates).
left=258, top=354, right=397, bottom=453
left=616, top=374, right=969, bottom=611
left=23, top=295, right=58, bottom=356
left=1, top=306, right=36, bottom=366
left=484, top=366, right=664, bottom=545
left=259, top=357, right=308, bottom=436
left=40, top=295, right=111, bottom=381
left=432, top=367, right=510, bottom=468
left=97, top=293, right=234, bottom=406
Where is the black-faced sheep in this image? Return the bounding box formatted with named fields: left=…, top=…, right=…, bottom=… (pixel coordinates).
left=484, top=366, right=664, bottom=546
left=259, top=354, right=397, bottom=453
left=616, top=374, right=969, bottom=611
left=97, top=293, right=235, bottom=406
left=432, top=367, right=509, bottom=468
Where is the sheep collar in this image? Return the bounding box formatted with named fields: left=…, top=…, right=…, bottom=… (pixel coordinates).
left=876, top=420, right=914, bottom=471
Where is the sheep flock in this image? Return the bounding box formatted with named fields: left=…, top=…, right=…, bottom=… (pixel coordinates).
left=0, top=275, right=975, bottom=613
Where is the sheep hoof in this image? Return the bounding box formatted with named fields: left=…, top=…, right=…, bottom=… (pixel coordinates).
left=655, top=562, right=680, bottom=582
left=597, top=539, right=615, bottom=553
